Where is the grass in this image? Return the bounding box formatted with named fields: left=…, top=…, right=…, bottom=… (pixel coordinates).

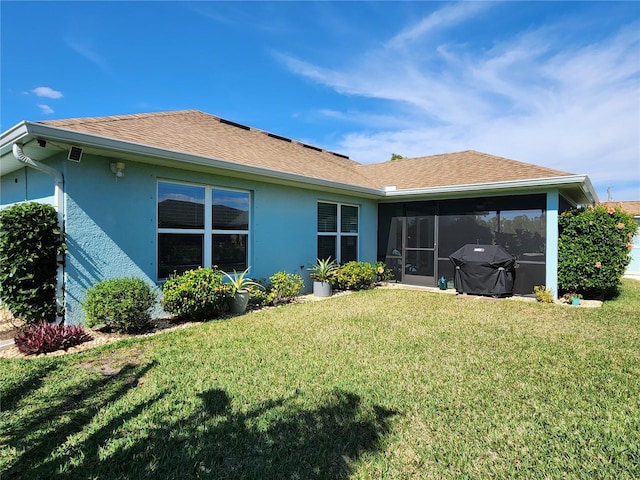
left=1, top=280, right=639, bottom=479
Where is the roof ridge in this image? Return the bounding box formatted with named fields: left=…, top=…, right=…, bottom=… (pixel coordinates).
left=361, top=149, right=571, bottom=176
left=40, top=109, right=204, bottom=126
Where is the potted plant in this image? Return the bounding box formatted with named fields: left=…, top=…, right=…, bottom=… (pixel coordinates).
left=562, top=292, right=583, bottom=306
left=223, top=267, right=263, bottom=314
left=308, top=257, right=338, bottom=297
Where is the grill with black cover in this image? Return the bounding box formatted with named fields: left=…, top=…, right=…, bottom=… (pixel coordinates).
left=449, top=244, right=516, bottom=296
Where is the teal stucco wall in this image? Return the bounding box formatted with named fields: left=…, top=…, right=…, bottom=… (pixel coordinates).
left=54, top=152, right=378, bottom=324
left=0, top=164, right=58, bottom=207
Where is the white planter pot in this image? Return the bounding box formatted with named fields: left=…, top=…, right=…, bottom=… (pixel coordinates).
left=230, top=290, right=250, bottom=313
left=313, top=281, right=332, bottom=297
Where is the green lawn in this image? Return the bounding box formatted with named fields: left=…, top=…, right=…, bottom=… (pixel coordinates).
left=2, top=281, right=639, bottom=479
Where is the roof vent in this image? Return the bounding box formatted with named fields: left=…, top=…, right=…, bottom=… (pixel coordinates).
left=331, top=152, right=349, bottom=159
left=219, top=118, right=250, bottom=130
left=267, top=132, right=292, bottom=143
left=301, top=143, right=322, bottom=152
left=68, top=146, right=83, bottom=162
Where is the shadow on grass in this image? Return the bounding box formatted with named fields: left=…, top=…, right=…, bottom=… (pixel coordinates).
left=5, top=379, right=396, bottom=479
left=3, top=360, right=158, bottom=479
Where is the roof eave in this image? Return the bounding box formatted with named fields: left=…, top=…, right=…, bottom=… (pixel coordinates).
left=382, top=175, right=599, bottom=204
left=0, top=121, right=31, bottom=155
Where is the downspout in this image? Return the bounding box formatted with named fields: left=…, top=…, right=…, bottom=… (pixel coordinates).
left=12, top=143, right=65, bottom=323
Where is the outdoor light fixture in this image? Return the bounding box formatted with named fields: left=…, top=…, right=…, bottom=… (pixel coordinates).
left=110, top=161, right=126, bottom=178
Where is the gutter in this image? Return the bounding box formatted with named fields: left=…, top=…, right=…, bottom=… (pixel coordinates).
left=381, top=175, right=600, bottom=204
left=12, top=143, right=65, bottom=324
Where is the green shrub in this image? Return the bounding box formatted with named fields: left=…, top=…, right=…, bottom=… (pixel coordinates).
left=161, top=267, right=230, bottom=320
left=83, top=278, right=156, bottom=333
left=332, top=261, right=376, bottom=291
left=267, top=271, right=304, bottom=305
left=248, top=281, right=271, bottom=307
left=0, top=202, right=64, bottom=323
left=558, top=204, right=637, bottom=298
left=533, top=285, right=554, bottom=303
left=374, top=261, right=394, bottom=282
left=14, top=321, right=91, bottom=355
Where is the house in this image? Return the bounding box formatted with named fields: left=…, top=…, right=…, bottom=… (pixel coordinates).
left=603, top=201, right=640, bottom=278
left=0, top=110, right=598, bottom=324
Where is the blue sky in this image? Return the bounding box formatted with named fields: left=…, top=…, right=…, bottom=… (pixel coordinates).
left=2, top=1, right=639, bottom=201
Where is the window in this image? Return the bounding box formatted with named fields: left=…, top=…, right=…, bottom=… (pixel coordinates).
left=211, top=188, right=249, bottom=272
left=317, top=202, right=358, bottom=262
left=157, top=181, right=250, bottom=278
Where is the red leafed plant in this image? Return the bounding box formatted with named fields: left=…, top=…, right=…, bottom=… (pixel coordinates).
left=14, top=322, right=92, bottom=355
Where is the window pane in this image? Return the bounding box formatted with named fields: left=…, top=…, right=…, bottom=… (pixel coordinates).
left=318, top=235, right=336, bottom=261
left=340, top=205, right=358, bottom=233
left=497, top=210, right=546, bottom=257
left=212, top=189, right=249, bottom=230
left=318, top=203, right=337, bottom=232
left=438, top=214, right=495, bottom=258
left=212, top=234, right=247, bottom=272
left=341, top=236, right=358, bottom=262
left=158, top=233, right=203, bottom=278
left=158, top=182, right=205, bottom=229
left=406, top=216, right=434, bottom=248
left=405, top=250, right=434, bottom=277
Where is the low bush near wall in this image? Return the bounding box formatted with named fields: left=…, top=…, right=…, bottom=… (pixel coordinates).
left=267, top=272, right=304, bottom=305
left=332, top=261, right=376, bottom=291
left=374, top=261, right=394, bottom=282
left=558, top=203, right=637, bottom=298
left=533, top=285, right=554, bottom=303
left=84, top=278, right=156, bottom=333
left=15, top=321, right=91, bottom=355
left=0, top=202, right=64, bottom=323
left=161, top=268, right=230, bottom=320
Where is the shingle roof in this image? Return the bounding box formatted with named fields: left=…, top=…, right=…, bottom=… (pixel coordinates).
left=42, top=110, right=377, bottom=188
left=358, top=150, right=573, bottom=190
left=41, top=110, right=575, bottom=191
left=603, top=201, right=640, bottom=217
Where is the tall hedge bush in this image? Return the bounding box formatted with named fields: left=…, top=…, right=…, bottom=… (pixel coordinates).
left=0, top=202, right=64, bottom=322
left=558, top=203, right=637, bottom=298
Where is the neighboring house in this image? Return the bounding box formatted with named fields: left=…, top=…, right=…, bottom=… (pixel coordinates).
left=603, top=201, right=640, bottom=278
left=0, top=110, right=598, bottom=324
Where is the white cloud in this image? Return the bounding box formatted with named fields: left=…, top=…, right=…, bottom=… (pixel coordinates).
left=31, top=87, right=63, bottom=99
left=66, top=37, right=110, bottom=72
left=279, top=6, right=640, bottom=201
left=37, top=104, right=54, bottom=115
left=387, top=2, right=491, bottom=49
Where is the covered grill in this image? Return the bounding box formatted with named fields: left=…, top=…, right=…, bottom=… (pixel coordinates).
left=449, top=244, right=516, bottom=296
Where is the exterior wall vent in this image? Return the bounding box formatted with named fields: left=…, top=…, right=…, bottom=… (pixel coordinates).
left=68, top=146, right=83, bottom=162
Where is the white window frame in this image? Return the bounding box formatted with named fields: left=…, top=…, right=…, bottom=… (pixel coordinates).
left=317, top=201, right=359, bottom=262
left=157, top=180, right=250, bottom=279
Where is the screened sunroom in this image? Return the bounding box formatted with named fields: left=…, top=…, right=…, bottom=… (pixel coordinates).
left=377, top=193, right=571, bottom=295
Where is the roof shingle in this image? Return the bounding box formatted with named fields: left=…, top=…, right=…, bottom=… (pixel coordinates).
left=42, top=110, right=576, bottom=191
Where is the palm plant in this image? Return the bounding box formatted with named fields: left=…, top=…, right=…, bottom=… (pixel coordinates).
left=308, top=257, right=338, bottom=283
left=223, top=267, right=263, bottom=294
